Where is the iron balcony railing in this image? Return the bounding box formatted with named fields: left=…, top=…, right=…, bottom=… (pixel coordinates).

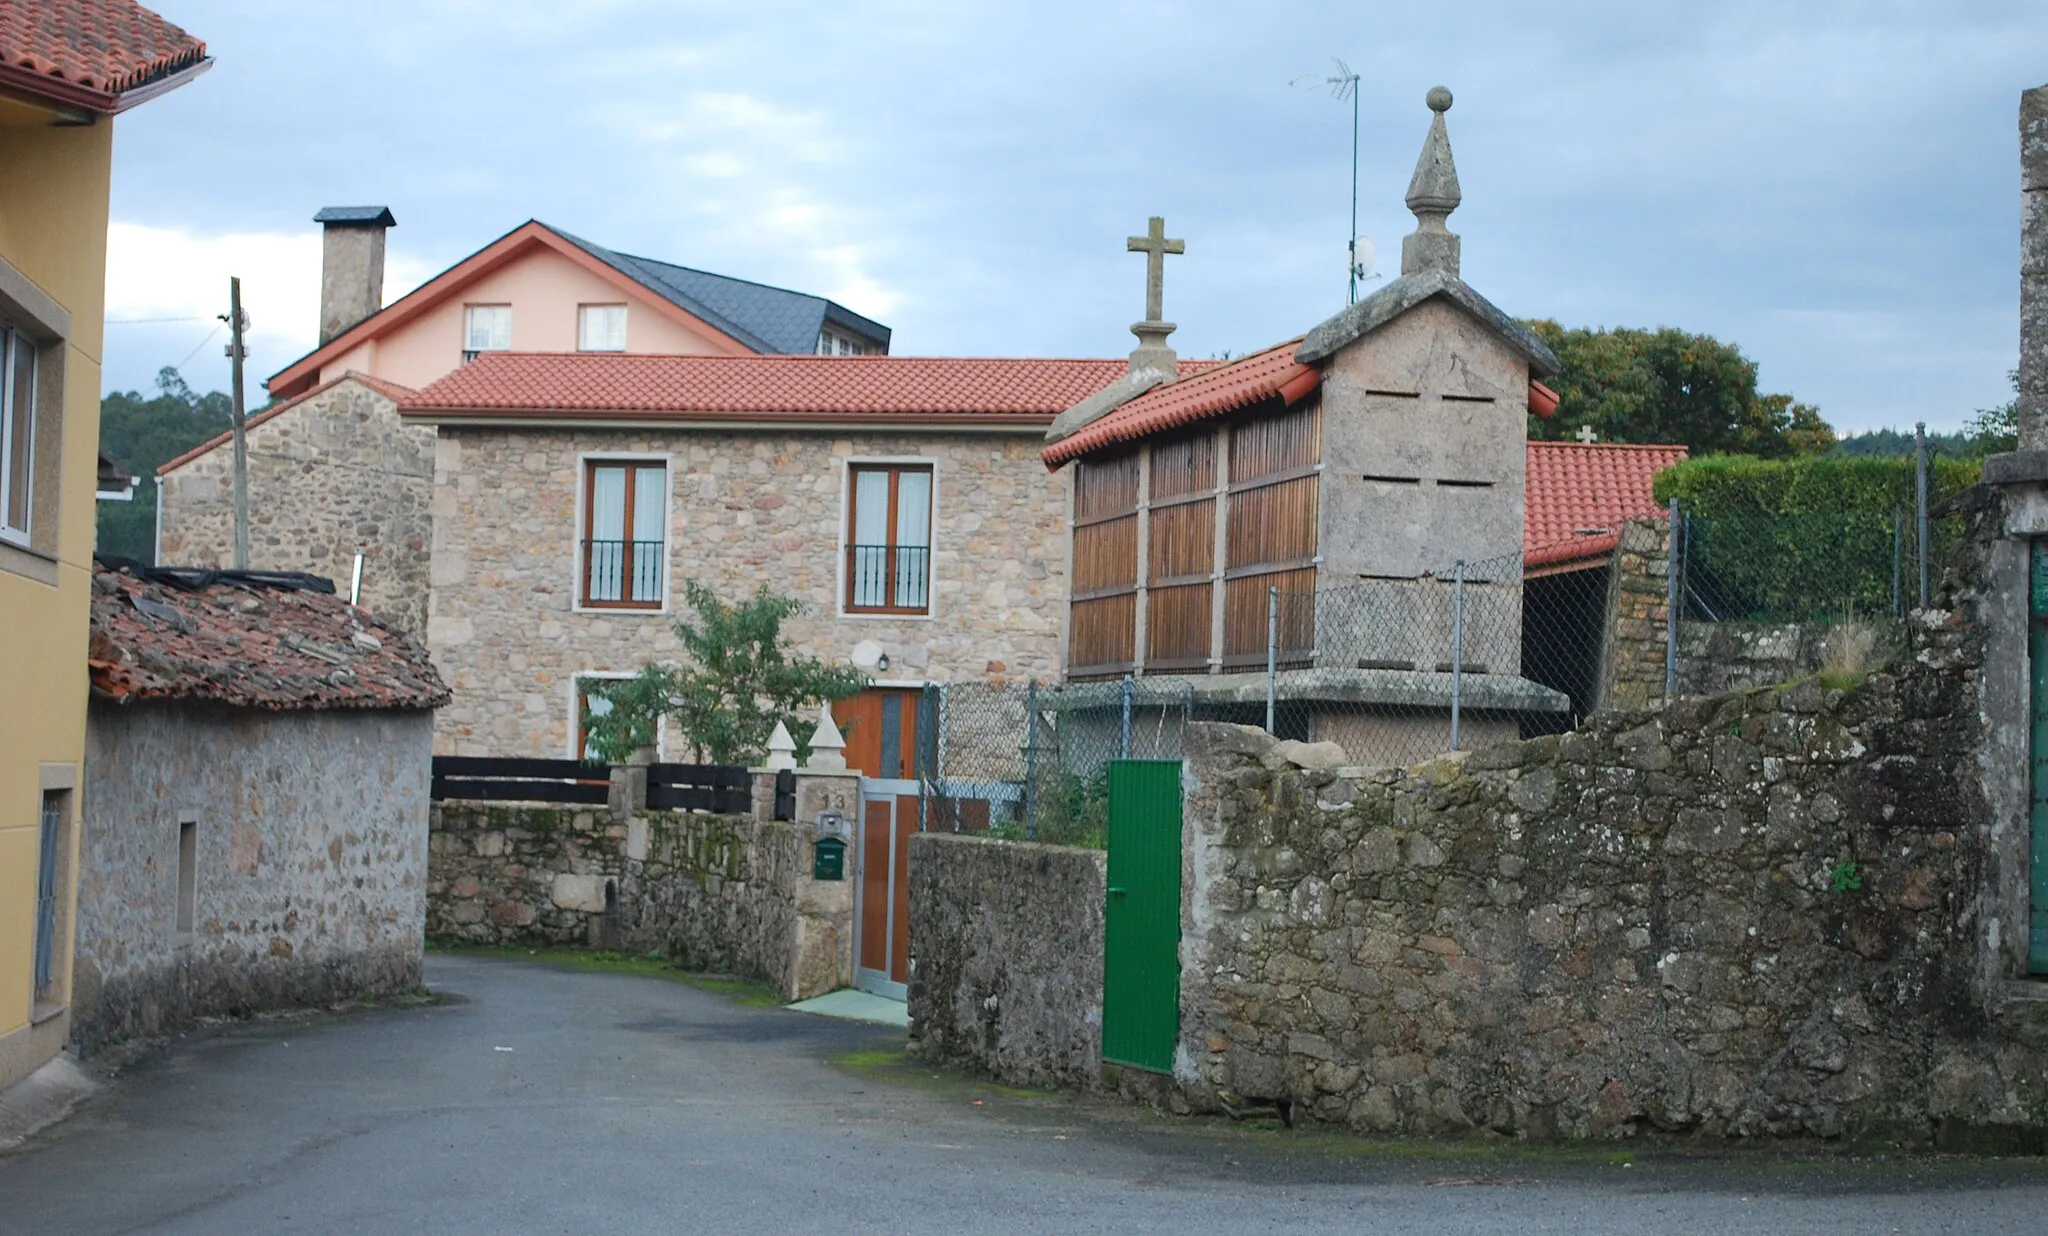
left=583, top=539, right=665, bottom=607
left=847, top=543, right=930, bottom=612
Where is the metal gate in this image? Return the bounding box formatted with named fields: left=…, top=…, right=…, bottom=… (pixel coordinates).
left=34, top=792, right=60, bottom=997
left=2031, top=541, right=2048, bottom=974
left=1102, top=759, right=1182, bottom=1073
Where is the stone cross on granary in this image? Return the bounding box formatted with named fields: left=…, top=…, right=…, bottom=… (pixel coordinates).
left=1126, top=216, right=1185, bottom=380
left=1576, top=425, right=1600, bottom=444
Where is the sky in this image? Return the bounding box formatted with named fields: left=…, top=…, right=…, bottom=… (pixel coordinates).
left=102, top=0, right=2047, bottom=434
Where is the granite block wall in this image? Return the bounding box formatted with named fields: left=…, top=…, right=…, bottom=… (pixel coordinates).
left=427, top=790, right=854, bottom=1001
left=157, top=378, right=435, bottom=637
left=72, top=701, right=434, bottom=1055
left=906, top=833, right=1106, bottom=1090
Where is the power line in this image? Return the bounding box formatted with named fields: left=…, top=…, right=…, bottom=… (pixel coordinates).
left=107, top=315, right=212, bottom=325
left=173, top=322, right=224, bottom=371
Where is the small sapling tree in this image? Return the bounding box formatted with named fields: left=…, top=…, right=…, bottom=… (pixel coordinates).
left=581, top=581, right=867, bottom=765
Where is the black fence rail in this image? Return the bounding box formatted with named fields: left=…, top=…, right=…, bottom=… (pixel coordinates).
left=431, top=756, right=610, bottom=804
left=646, top=763, right=754, bottom=813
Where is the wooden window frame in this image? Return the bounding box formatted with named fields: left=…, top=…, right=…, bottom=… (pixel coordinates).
left=844, top=463, right=934, bottom=616
left=577, top=457, right=668, bottom=611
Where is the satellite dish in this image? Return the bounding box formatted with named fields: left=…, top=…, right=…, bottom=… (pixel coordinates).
left=1351, top=235, right=1378, bottom=282
left=850, top=639, right=884, bottom=672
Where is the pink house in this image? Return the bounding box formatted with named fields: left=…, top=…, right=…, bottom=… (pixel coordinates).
left=269, top=209, right=890, bottom=400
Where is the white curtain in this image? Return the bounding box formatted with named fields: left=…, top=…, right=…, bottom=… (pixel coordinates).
left=587, top=467, right=626, bottom=601
left=894, top=471, right=931, bottom=608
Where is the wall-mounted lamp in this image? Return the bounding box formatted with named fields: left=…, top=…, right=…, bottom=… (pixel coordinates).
left=875, top=652, right=890, bottom=672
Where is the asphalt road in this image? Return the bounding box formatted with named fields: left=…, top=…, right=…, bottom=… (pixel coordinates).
left=3, top=953, right=2047, bottom=1234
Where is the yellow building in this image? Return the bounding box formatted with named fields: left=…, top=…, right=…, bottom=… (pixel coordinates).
left=0, top=1, right=209, bottom=1094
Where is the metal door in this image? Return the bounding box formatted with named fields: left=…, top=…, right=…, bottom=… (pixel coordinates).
left=855, top=777, right=919, bottom=1000
left=2031, top=541, right=2048, bottom=973
left=1103, top=759, right=1182, bottom=1073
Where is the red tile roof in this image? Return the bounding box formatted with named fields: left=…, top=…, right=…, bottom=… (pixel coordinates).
left=1041, top=339, right=1317, bottom=468
left=1525, top=440, right=1689, bottom=569
left=88, top=565, right=449, bottom=711
left=159, top=371, right=417, bottom=475
left=400, top=352, right=1215, bottom=426
left=0, top=0, right=207, bottom=111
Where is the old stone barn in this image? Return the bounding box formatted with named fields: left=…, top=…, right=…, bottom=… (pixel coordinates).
left=71, top=563, right=447, bottom=1053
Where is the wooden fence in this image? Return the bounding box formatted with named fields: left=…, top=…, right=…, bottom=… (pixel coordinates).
left=430, top=757, right=753, bottom=814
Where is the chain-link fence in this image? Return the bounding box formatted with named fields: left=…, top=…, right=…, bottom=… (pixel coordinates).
left=915, top=488, right=1976, bottom=846
left=1677, top=507, right=1962, bottom=624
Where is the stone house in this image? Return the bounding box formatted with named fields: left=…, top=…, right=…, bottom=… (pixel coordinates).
left=399, top=350, right=1203, bottom=767
left=156, top=209, right=896, bottom=629
left=1039, top=90, right=1685, bottom=763
left=155, top=372, right=432, bottom=636
left=71, top=562, right=448, bottom=1054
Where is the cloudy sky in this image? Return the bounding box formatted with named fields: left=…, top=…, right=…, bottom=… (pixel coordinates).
left=105, top=0, right=2045, bottom=433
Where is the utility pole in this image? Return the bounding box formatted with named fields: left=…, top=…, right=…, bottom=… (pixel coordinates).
left=223, top=277, right=249, bottom=569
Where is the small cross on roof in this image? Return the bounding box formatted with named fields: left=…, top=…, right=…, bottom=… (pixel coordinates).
left=1575, top=424, right=1600, bottom=444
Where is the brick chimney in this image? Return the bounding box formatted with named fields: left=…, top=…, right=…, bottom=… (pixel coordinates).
left=313, top=206, right=396, bottom=346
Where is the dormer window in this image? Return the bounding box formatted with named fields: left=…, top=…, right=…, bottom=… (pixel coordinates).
left=578, top=304, right=627, bottom=352
left=463, top=305, right=511, bottom=362
left=816, top=328, right=866, bottom=356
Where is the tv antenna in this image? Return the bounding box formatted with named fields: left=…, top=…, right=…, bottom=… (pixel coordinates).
left=1293, top=58, right=1363, bottom=304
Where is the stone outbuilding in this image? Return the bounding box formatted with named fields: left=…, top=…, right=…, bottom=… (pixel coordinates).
left=70, top=562, right=449, bottom=1055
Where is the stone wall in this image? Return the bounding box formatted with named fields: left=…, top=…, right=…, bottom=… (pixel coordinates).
left=158, top=377, right=435, bottom=638
left=426, top=771, right=856, bottom=1000
left=906, top=833, right=1106, bottom=1090
left=1597, top=518, right=1671, bottom=711
left=1170, top=489, right=2048, bottom=1144
left=72, top=701, right=434, bottom=1055
left=427, top=426, right=1068, bottom=756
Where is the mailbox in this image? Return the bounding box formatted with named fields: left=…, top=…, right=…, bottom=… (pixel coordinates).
left=812, top=835, right=847, bottom=881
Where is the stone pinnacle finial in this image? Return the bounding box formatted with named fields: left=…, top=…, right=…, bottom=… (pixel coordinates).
left=1401, top=86, right=1462, bottom=278
left=804, top=701, right=846, bottom=771
left=764, top=720, right=797, bottom=772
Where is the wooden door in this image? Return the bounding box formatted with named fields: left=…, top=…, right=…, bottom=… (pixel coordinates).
left=855, top=783, right=919, bottom=999
left=838, top=687, right=921, bottom=780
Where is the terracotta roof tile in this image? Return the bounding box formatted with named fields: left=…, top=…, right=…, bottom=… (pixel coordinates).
left=400, top=352, right=1214, bottom=425
left=88, top=565, right=449, bottom=711
left=1525, top=440, right=1689, bottom=567
left=0, top=0, right=205, bottom=99
left=1040, top=339, right=1316, bottom=468
left=159, top=371, right=416, bottom=475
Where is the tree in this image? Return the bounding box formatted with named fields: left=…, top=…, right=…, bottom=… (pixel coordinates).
left=1522, top=321, right=1835, bottom=457
left=1963, top=369, right=2019, bottom=455
left=96, top=367, right=232, bottom=562
left=582, top=581, right=867, bottom=766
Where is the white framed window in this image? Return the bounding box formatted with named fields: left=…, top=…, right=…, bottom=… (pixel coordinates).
left=2, top=319, right=36, bottom=544
left=463, top=304, right=511, bottom=360
left=578, top=456, right=669, bottom=610
left=845, top=462, right=932, bottom=614
left=578, top=304, right=628, bottom=352
left=573, top=672, right=660, bottom=760
left=816, top=328, right=867, bottom=356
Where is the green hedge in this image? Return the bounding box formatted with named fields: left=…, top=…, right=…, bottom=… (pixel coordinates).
left=1650, top=453, right=1979, bottom=516
left=1651, top=455, right=1979, bottom=622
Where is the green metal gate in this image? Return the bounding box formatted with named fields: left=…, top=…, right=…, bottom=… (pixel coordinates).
left=1103, top=759, right=1182, bottom=1073
left=2031, top=541, right=2048, bottom=974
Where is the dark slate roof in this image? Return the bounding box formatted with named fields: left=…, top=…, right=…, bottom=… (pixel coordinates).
left=87, top=561, right=449, bottom=711
left=550, top=226, right=892, bottom=355
left=313, top=205, right=396, bottom=227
